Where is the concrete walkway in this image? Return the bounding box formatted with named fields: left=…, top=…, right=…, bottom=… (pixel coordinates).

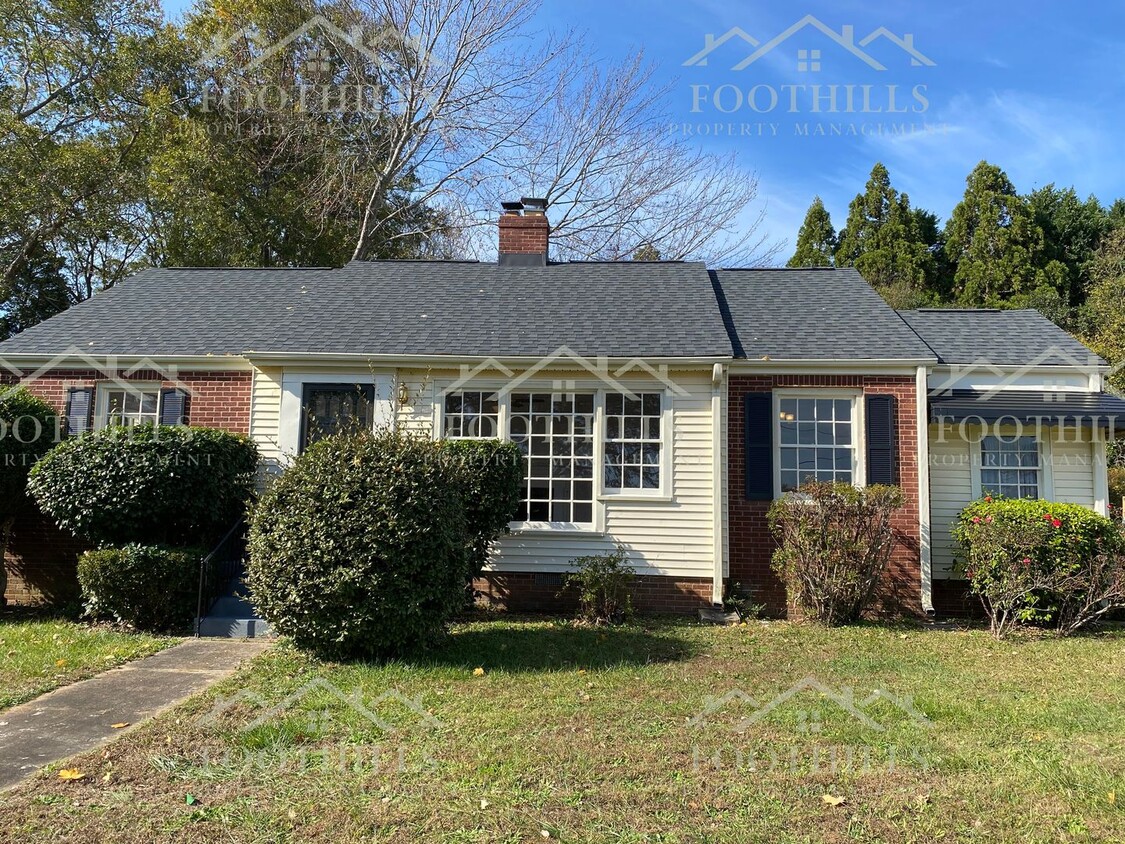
left=0, top=638, right=270, bottom=790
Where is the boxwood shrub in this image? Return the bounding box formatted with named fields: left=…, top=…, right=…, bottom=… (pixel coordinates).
left=28, top=425, right=258, bottom=547
left=246, top=431, right=470, bottom=660
left=78, top=543, right=207, bottom=631
left=0, top=388, right=61, bottom=605
left=954, top=497, right=1125, bottom=637
left=437, top=438, right=523, bottom=581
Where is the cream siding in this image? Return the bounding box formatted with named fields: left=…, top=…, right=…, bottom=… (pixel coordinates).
left=249, top=366, right=285, bottom=482
left=928, top=424, right=974, bottom=579
left=397, top=367, right=718, bottom=578
left=928, top=423, right=1102, bottom=578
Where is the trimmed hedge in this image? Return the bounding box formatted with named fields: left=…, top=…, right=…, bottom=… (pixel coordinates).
left=28, top=425, right=258, bottom=547
left=954, top=497, right=1125, bottom=637
left=78, top=544, right=206, bottom=631
left=246, top=432, right=470, bottom=660
left=437, top=438, right=523, bottom=580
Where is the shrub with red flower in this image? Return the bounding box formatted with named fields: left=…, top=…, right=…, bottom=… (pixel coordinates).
left=955, top=496, right=1125, bottom=638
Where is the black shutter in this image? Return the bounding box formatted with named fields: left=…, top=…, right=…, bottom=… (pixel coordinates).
left=744, top=392, right=774, bottom=500
left=159, top=388, right=190, bottom=426
left=64, top=387, right=94, bottom=436
left=865, top=394, right=897, bottom=485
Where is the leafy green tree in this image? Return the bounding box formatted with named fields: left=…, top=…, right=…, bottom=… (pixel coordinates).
left=944, top=161, right=1049, bottom=306
left=1083, top=227, right=1125, bottom=393
left=0, top=242, right=70, bottom=340
left=787, top=197, right=836, bottom=267
left=834, top=163, right=936, bottom=295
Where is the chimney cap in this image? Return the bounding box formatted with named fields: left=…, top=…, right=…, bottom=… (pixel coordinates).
left=500, top=200, right=524, bottom=214
left=521, top=196, right=548, bottom=213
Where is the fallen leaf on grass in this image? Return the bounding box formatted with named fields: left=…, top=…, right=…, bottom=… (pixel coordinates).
left=55, top=659, right=67, bottom=668
left=821, top=794, right=846, bottom=807
left=110, top=722, right=130, bottom=729
left=57, top=769, right=85, bottom=781
left=472, top=667, right=486, bottom=676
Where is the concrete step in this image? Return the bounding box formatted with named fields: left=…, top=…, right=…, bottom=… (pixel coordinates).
left=209, top=594, right=258, bottom=617
left=197, top=616, right=275, bottom=639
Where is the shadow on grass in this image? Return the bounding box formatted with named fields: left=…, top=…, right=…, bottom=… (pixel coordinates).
left=414, top=616, right=701, bottom=673
left=0, top=604, right=81, bottom=624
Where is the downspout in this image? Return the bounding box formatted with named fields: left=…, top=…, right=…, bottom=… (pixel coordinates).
left=711, top=363, right=725, bottom=606
left=916, top=365, right=935, bottom=615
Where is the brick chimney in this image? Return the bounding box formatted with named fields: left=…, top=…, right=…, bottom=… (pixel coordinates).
left=498, top=197, right=549, bottom=266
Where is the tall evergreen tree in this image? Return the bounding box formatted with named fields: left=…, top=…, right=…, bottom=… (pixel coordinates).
left=787, top=197, right=836, bottom=267
left=833, top=163, right=936, bottom=300
left=944, top=161, right=1047, bottom=306
left=1026, top=184, right=1111, bottom=306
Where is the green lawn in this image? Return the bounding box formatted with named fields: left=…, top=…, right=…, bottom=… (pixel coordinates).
left=0, top=610, right=173, bottom=711
left=1, top=617, right=1123, bottom=843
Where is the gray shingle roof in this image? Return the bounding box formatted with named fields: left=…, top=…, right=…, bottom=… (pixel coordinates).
left=897, top=309, right=1105, bottom=366
left=0, top=261, right=732, bottom=358
left=712, top=267, right=936, bottom=361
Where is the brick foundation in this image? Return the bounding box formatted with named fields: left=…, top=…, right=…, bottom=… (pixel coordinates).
left=473, top=572, right=714, bottom=614
left=727, top=373, right=923, bottom=618
left=932, top=578, right=978, bottom=618
left=2, top=368, right=253, bottom=605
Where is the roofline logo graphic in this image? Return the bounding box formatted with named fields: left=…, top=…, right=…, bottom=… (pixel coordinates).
left=201, top=677, right=443, bottom=735
left=930, top=345, right=1124, bottom=402
left=683, top=15, right=935, bottom=72
left=197, top=14, right=431, bottom=118
left=689, top=675, right=933, bottom=734
left=440, top=345, right=693, bottom=402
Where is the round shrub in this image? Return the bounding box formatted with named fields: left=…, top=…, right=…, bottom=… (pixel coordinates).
left=437, top=438, right=522, bottom=580
left=28, top=425, right=258, bottom=547
left=768, top=481, right=904, bottom=625
left=0, top=388, right=61, bottom=605
left=246, top=431, right=469, bottom=660
left=78, top=543, right=206, bottom=631
left=954, top=496, right=1124, bottom=637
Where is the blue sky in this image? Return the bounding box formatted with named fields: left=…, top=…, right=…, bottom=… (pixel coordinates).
left=163, top=0, right=1125, bottom=260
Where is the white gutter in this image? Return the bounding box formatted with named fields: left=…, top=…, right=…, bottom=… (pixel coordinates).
left=916, top=364, right=934, bottom=615
left=711, top=363, right=725, bottom=605
left=242, top=351, right=730, bottom=368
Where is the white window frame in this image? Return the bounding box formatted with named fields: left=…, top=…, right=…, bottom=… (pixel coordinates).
left=970, top=429, right=1054, bottom=501
left=95, top=382, right=162, bottom=429
left=434, top=381, right=677, bottom=533
left=772, top=389, right=865, bottom=497
left=600, top=390, right=673, bottom=502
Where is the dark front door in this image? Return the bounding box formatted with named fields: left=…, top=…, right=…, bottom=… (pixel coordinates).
left=300, top=383, right=376, bottom=452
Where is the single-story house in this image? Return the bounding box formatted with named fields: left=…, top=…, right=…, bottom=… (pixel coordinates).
left=2, top=201, right=1122, bottom=616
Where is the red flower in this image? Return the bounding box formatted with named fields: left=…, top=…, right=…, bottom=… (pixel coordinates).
left=985, top=496, right=993, bottom=503
left=1052, top=519, right=1062, bottom=528
left=971, top=516, right=982, bottom=524
left=985, top=515, right=993, bottom=523
left=1043, top=513, right=1052, bottom=521
left=1021, top=557, right=1031, bottom=566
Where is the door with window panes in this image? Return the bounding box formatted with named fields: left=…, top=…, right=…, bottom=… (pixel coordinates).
left=300, top=384, right=376, bottom=452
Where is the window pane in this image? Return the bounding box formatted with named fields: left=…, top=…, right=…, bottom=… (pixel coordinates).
left=777, top=395, right=856, bottom=492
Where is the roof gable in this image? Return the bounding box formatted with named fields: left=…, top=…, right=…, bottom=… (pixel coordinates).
left=712, top=267, right=936, bottom=362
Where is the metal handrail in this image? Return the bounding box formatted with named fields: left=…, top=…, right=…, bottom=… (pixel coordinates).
left=194, top=518, right=248, bottom=637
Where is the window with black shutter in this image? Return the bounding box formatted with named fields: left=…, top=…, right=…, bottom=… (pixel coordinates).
left=744, top=392, right=773, bottom=500
left=865, top=394, right=897, bottom=485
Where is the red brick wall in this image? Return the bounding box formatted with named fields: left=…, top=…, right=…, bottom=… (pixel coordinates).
left=474, top=572, right=713, bottom=614
left=727, top=374, right=922, bottom=618
left=3, top=369, right=253, bottom=605
left=498, top=213, right=550, bottom=256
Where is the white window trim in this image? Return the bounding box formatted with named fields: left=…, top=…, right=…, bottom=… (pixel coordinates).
left=433, top=380, right=677, bottom=533
left=970, top=428, right=1054, bottom=500
left=772, top=389, right=866, bottom=498
left=599, top=390, right=674, bottom=503
left=277, top=370, right=395, bottom=458
left=94, top=382, right=162, bottom=429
